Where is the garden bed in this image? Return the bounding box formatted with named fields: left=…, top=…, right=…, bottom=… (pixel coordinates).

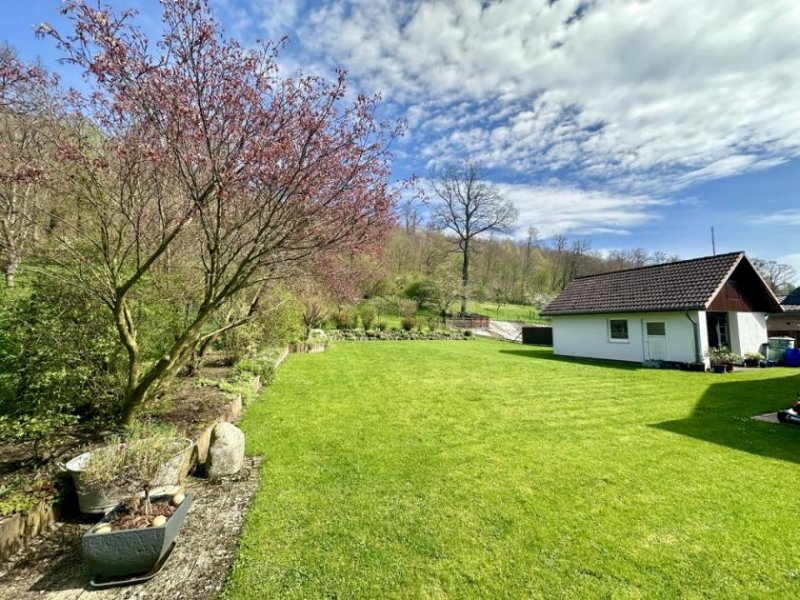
left=0, top=456, right=262, bottom=599
left=0, top=350, right=279, bottom=562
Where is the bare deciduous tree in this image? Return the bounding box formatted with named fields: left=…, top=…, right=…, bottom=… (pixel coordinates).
left=429, top=161, right=517, bottom=313
left=753, top=258, right=797, bottom=295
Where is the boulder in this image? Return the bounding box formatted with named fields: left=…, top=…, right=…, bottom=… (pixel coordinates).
left=206, top=422, right=245, bottom=479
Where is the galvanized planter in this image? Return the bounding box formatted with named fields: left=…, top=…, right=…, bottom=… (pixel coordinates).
left=82, top=492, right=192, bottom=580
left=66, top=439, right=194, bottom=514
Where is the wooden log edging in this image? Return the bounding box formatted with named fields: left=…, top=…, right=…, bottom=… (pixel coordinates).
left=0, top=498, right=59, bottom=562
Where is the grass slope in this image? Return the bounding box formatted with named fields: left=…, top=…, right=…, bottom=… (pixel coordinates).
left=225, top=339, right=800, bottom=598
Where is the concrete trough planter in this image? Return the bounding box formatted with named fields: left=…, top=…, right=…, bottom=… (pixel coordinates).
left=82, top=492, right=192, bottom=580
left=66, top=438, right=194, bottom=514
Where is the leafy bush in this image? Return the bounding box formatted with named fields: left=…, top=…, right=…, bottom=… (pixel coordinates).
left=400, top=317, right=416, bottom=331
left=463, top=329, right=473, bottom=337
left=0, top=472, right=59, bottom=516
left=215, top=289, right=302, bottom=364
left=0, top=282, right=127, bottom=456
left=331, top=308, right=358, bottom=330
left=404, top=278, right=435, bottom=308
left=358, top=303, right=378, bottom=330
left=396, top=299, right=417, bottom=319
left=231, top=347, right=285, bottom=385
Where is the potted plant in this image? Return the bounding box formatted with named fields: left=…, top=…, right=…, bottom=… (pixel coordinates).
left=744, top=351, right=764, bottom=368
left=707, top=347, right=731, bottom=373
left=724, top=352, right=741, bottom=372
left=65, top=426, right=192, bottom=514
left=81, top=428, right=193, bottom=583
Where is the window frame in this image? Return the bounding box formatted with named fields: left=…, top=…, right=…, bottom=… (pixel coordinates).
left=607, top=318, right=630, bottom=343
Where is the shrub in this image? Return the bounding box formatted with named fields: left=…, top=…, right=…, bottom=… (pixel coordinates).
left=358, top=303, right=378, bottom=330
left=403, top=278, right=435, bottom=308
left=463, top=329, right=473, bottom=337
left=0, top=281, right=127, bottom=454
left=331, top=308, right=358, bottom=330
left=400, top=317, right=416, bottom=331
left=376, top=322, right=388, bottom=332
left=215, top=288, right=302, bottom=364
left=396, top=299, right=417, bottom=319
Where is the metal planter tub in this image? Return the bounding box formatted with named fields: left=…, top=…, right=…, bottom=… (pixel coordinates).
left=66, top=439, right=194, bottom=514
left=82, top=492, right=192, bottom=580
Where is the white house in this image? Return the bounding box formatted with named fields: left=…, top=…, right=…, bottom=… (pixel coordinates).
left=540, top=252, right=782, bottom=366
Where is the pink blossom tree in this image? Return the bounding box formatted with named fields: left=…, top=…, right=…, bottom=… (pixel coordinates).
left=39, top=0, right=399, bottom=425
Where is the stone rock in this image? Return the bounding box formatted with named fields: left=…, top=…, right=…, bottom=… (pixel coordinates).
left=206, top=422, right=245, bottom=479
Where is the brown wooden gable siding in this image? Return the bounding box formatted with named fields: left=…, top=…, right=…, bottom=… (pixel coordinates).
left=707, top=261, right=782, bottom=313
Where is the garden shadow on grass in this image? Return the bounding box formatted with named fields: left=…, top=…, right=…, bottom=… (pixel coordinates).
left=652, top=371, right=800, bottom=465
left=497, top=347, right=643, bottom=371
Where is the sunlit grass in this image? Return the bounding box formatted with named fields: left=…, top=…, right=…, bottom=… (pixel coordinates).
left=226, top=339, right=800, bottom=598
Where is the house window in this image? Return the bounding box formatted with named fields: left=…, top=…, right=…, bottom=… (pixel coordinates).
left=608, top=319, right=629, bottom=341
left=646, top=322, right=666, bottom=336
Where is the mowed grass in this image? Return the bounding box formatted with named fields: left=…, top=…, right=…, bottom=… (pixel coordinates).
left=225, top=339, right=800, bottom=598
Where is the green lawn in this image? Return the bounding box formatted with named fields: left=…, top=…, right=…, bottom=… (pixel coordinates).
left=225, top=339, right=800, bottom=598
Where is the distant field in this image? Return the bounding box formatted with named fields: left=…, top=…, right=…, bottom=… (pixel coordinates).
left=472, top=301, right=545, bottom=323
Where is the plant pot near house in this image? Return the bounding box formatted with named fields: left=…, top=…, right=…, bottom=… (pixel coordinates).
left=744, top=351, right=765, bottom=368
left=707, top=347, right=736, bottom=373
left=83, top=491, right=191, bottom=581
left=66, top=426, right=192, bottom=514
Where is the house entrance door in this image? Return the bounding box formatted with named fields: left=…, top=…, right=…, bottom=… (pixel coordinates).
left=645, top=321, right=668, bottom=361
left=706, top=312, right=729, bottom=349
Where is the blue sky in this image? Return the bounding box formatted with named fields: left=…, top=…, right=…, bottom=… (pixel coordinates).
left=3, top=0, right=800, bottom=275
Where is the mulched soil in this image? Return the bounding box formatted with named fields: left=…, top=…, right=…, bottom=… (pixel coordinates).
left=0, top=456, right=262, bottom=600
left=109, top=499, right=177, bottom=531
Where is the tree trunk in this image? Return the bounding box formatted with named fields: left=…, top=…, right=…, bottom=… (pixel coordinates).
left=4, top=255, right=18, bottom=288
left=460, top=239, right=469, bottom=315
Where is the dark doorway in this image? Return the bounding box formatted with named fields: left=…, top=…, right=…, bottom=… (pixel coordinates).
left=706, top=312, right=730, bottom=349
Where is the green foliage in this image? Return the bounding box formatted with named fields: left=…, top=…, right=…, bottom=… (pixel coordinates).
left=357, top=303, right=377, bottom=330
left=0, top=472, right=58, bottom=516
left=0, top=281, right=126, bottom=455
left=744, top=351, right=765, bottom=362
left=216, top=290, right=302, bottom=363
left=231, top=347, right=286, bottom=386
left=396, top=299, right=417, bottom=319
left=403, top=278, right=435, bottom=308
left=706, top=347, right=741, bottom=366
left=400, top=317, right=415, bottom=331
left=331, top=308, right=358, bottom=330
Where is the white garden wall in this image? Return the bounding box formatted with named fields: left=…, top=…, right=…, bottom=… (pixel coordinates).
left=550, top=311, right=703, bottom=364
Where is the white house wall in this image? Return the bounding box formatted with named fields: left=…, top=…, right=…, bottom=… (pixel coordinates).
left=551, top=311, right=703, bottom=364
left=730, top=312, right=768, bottom=356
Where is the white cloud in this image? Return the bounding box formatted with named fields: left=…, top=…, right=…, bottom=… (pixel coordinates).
left=755, top=210, right=800, bottom=226
left=282, top=0, right=800, bottom=192
left=496, top=183, right=667, bottom=237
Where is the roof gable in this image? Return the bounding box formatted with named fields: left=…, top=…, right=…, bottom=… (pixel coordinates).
left=541, top=252, right=778, bottom=316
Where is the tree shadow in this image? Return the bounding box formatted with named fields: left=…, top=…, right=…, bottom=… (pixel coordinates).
left=497, top=348, right=644, bottom=371
left=652, top=372, right=800, bottom=465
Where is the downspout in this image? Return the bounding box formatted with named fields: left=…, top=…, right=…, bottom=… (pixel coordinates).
left=685, top=310, right=702, bottom=364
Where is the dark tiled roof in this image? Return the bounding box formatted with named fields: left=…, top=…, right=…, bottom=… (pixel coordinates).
left=541, top=252, right=744, bottom=316
left=781, top=288, right=800, bottom=312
